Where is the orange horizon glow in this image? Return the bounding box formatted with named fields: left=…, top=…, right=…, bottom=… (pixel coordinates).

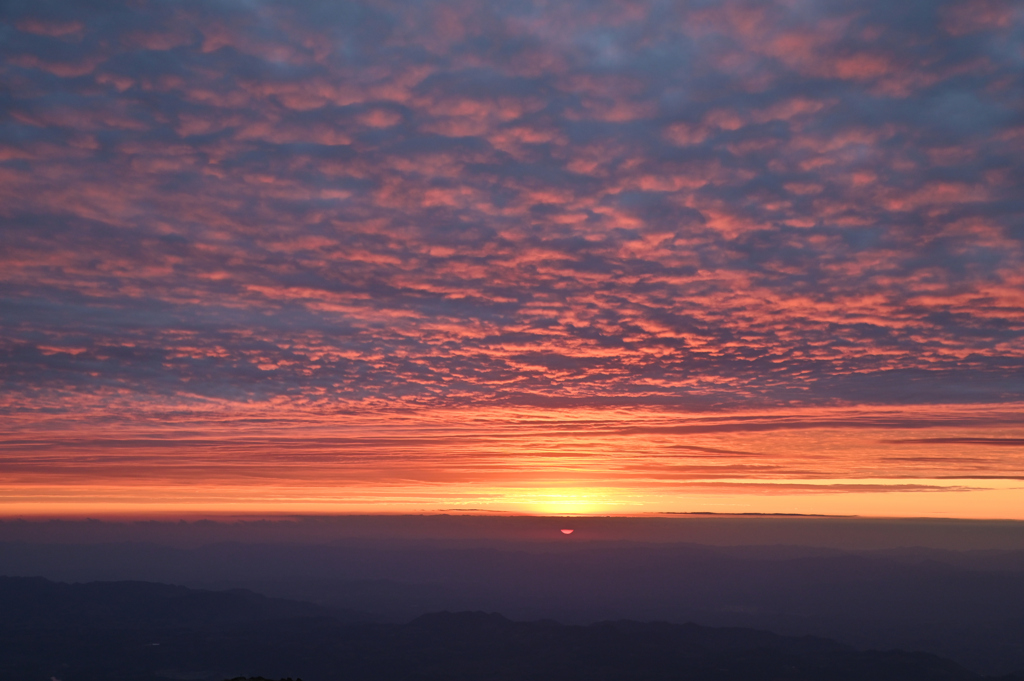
left=3, top=403, right=1022, bottom=520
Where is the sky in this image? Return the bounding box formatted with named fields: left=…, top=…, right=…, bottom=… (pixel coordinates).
left=1, top=0, right=1023, bottom=519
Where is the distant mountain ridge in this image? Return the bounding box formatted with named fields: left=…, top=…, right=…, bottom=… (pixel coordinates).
left=7, top=537, right=1024, bottom=676
left=3, top=577, right=1023, bottom=681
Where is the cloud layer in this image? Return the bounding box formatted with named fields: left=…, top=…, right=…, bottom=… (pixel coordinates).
left=1, top=0, right=1023, bottom=514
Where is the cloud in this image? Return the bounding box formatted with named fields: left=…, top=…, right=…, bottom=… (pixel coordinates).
left=884, top=438, right=1024, bottom=446
left=1, top=0, right=1023, bottom=509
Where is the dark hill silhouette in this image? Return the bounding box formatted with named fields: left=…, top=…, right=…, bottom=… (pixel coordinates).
left=1, top=577, right=1019, bottom=681
left=6, top=540, right=1024, bottom=674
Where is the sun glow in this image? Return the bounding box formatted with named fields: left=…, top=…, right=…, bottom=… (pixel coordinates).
left=518, top=489, right=616, bottom=516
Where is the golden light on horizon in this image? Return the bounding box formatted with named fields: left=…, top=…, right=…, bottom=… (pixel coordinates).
left=1, top=474, right=1022, bottom=520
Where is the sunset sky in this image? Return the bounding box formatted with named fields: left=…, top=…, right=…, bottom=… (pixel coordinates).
left=1, top=0, right=1023, bottom=518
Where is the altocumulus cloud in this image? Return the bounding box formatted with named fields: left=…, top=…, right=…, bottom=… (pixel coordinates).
left=1, top=0, right=1022, bottom=417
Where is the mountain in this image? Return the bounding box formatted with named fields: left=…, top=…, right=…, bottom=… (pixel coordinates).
left=7, top=539, right=1024, bottom=674
left=1, top=577, right=1019, bottom=681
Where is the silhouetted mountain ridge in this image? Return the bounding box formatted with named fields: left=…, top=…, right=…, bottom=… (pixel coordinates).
left=2, top=577, right=1022, bottom=681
